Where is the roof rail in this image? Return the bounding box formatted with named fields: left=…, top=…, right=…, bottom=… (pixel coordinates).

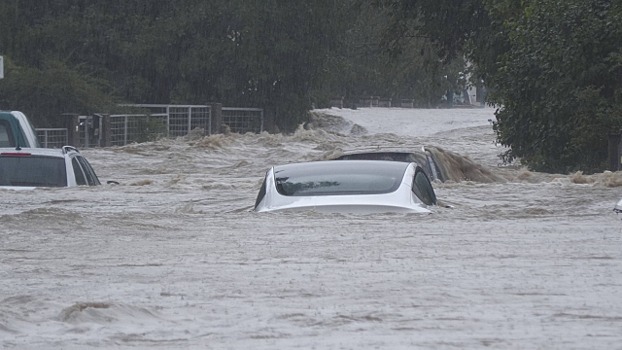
left=62, top=145, right=80, bottom=154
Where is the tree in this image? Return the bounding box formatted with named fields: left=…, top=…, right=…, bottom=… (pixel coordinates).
left=231, top=0, right=348, bottom=130
left=0, top=0, right=353, bottom=131
left=321, top=1, right=464, bottom=108
left=381, top=0, right=622, bottom=173
left=0, top=57, right=116, bottom=128
left=490, top=0, right=622, bottom=173
left=1, top=0, right=501, bottom=133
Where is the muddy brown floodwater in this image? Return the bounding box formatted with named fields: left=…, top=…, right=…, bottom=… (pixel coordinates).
left=2, top=107, right=621, bottom=349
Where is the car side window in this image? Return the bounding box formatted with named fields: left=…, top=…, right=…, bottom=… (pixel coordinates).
left=412, top=168, right=437, bottom=205
left=76, top=156, right=100, bottom=186
left=0, top=122, right=12, bottom=147
left=71, top=158, right=87, bottom=186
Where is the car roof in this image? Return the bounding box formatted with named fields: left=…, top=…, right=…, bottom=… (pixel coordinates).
left=0, top=111, right=41, bottom=148
left=332, top=148, right=447, bottom=182
left=338, top=146, right=423, bottom=152
left=273, top=159, right=411, bottom=175
left=335, top=151, right=427, bottom=162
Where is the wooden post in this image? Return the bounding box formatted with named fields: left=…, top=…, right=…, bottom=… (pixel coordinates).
left=208, top=102, right=222, bottom=135
left=63, top=113, right=79, bottom=147
left=100, top=114, right=111, bottom=147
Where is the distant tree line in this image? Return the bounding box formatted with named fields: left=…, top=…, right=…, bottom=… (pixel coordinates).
left=2, top=0, right=620, bottom=173
left=382, top=0, right=622, bottom=173
left=0, top=0, right=463, bottom=131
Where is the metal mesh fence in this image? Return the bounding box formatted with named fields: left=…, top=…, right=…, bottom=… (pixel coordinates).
left=222, top=107, right=263, bottom=134
left=44, top=104, right=263, bottom=148
left=168, top=106, right=211, bottom=137
left=109, top=114, right=168, bottom=146
left=37, top=128, right=68, bottom=148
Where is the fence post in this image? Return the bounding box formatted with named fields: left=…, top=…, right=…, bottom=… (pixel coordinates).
left=124, top=116, right=128, bottom=145
left=101, top=114, right=111, bottom=147
left=63, top=113, right=79, bottom=147
left=208, top=102, right=222, bottom=134
left=187, top=106, right=192, bottom=134
left=608, top=131, right=621, bottom=171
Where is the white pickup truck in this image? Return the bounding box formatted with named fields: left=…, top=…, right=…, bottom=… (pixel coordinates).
left=0, top=110, right=40, bottom=148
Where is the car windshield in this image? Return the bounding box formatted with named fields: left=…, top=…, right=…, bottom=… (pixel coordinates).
left=274, top=161, right=408, bottom=196
left=0, top=155, right=67, bottom=187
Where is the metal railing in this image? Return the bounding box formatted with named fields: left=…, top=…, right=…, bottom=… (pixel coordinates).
left=222, top=107, right=264, bottom=134
left=119, top=104, right=212, bottom=137
left=36, top=128, right=68, bottom=148
left=109, top=104, right=211, bottom=146
left=37, top=104, right=264, bottom=148
left=109, top=114, right=169, bottom=146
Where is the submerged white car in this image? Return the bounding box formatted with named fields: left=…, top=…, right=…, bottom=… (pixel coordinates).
left=0, top=146, right=101, bottom=189
left=254, top=160, right=436, bottom=213
left=333, top=148, right=446, bottom=182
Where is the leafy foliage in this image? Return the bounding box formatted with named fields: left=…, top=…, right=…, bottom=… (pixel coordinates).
left=321, top=1, right=469, bottom=108
left=490, top=0, right=622, bottom=173
left=382, top=0, right=622, bottom=173
left=0, top=0, right=462, bottom=131
left=0, top=57, right=115, bottom=127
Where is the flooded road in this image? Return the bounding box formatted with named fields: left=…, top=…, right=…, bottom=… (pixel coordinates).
left=2, top=107, right=622, bottom=349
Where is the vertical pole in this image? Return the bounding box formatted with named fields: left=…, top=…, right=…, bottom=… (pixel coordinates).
left=124, top=116, right=128, bottom=145
left=208, top=102, right=222, bottom=135
left=166, top=105, right=170, bottom=137
left=64, top=114, right=79, bottom=147
left=101, top=114, right=111, bottom=147
left=84, top=116, right=90, bottom=148
left=207, top=106, right=212, bottom=135
left=187, top=106, right=192, bottom=134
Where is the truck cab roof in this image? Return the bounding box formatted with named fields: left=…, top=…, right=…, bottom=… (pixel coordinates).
left=0, top=111, right=40, bottom=148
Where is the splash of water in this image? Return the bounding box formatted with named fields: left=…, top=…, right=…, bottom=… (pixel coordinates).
left=425, top=146, right=505, bottom=183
